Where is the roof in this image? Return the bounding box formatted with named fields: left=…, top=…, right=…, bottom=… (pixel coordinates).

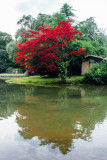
left=103, top=57, right=107, bottom=60
left=84, top=55, right=107, bottom=62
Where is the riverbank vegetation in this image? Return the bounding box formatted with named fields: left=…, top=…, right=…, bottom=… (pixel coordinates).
left=6, top=75, right=83, bottom=85
left=83, top=61, right=107, bottom=85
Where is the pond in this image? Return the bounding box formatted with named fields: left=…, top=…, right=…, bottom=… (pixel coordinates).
left=0, top=80, right=107, bottom=160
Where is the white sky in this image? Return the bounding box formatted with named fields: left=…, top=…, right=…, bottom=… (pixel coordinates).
left=0, top=0, right=107, bottom=39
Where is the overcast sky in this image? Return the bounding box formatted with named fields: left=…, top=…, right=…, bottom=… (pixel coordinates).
left=0, top=0, right=107, bottom=38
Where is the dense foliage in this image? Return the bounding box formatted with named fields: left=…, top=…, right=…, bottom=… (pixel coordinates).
left=6, top=41, right=19, bottom=63
left=0, top=32, right=15, bottom=73
left=0, top=32, right=24, bottom=73
left=0, top=31, right=12, bottom=50
left=83, top=61, right=107, bottom=85
left=15, top=21, right=85, bottom=82
left=0, top=49, right=10, bottom=73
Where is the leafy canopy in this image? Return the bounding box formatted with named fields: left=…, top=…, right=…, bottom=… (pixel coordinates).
left=0, top=49, right=10, bottom=73
left=15, top=21, right=85, bottom=82
left=60, top=3, right=75, bottom=20
left=0, top=31, right=12, bottom=50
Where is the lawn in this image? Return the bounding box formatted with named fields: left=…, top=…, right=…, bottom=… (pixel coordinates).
left=6, top=75, right=84, bottom=85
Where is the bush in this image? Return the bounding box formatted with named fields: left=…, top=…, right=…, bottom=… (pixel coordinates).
left=6, top=67, right=23, bottom=73
left=83, top=61, right=107, bottom=85
left=6, top=67, right=13, bottom=73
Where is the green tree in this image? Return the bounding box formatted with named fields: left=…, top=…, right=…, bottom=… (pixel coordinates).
left=96, top=31, right=107, bottom=47
left=50, top=13, right=67, bottom=28
left=72, top=37, right=107, bottom=57
left=0, top=32, right=14, bottom=73
left=0, top=31, right=12, bottom=49
left=76, top=17, right=99, bottom=41
left=75, top=18, right=107, bottom=58
left=17, top=15, right=35, bottom=29
left=0, top=49, right=10, bottom=73
left=34, top=13, right=67, bottom=29
left=60, top=3, right=75, bottom=20
left=6, top=41, right=19, bottom=63
left=31, top=13, right=52, bottom=30
left=15, top=27, right=26, bottom=41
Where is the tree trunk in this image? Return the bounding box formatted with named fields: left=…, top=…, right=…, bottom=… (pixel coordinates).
left=59, top=62, right=67, bottom=83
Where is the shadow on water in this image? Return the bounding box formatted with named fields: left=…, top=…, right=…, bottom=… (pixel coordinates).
left=0, top=80, right=107, bottom=155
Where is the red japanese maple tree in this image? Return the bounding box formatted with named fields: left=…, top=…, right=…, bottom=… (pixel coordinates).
left=15, top=21, right=85, bottom=82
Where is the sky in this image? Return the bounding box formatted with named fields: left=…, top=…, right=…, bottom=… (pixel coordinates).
left=0, top=0, right=107, bottom=39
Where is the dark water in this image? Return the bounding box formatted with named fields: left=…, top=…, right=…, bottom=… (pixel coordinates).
left=0, top=80, right=107, bottom=160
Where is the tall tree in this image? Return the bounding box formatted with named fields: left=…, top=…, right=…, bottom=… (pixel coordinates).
left=0, top=31, right=12, bottom=49
left=31, top=13, right=52, bottom=31
left=95, top=30, right=107, bottom=47
left=0, top=49, right=10, bottom=73
left=15, top=21, right=85, bottom=82
left=60, top=3, right=75, bottom=20
left=50, top=13, right=67, bottom=28
left=17, top=15, right=34, bottom=30
left=76, top=17, right=99, bottom=41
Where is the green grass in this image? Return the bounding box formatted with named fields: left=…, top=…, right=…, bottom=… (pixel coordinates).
left=6, top=75, right=84, bottom=85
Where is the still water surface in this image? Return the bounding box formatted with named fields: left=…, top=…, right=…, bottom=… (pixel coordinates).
left=0, top=80, right=107, bottom=160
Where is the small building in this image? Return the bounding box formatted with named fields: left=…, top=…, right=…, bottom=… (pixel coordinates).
left=81, top=55, right=107, bottom=75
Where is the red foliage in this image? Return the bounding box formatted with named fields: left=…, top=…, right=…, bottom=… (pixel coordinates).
left=15, top=21, right=85, bottom=74
left=69, top=48, right=85, bottom=56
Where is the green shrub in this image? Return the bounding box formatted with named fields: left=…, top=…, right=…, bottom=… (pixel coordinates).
left=6, top=67, right=23, bottom=73
left=6, top=67, right=13, bottom=73
left=83, top=61, right=107, bottom=85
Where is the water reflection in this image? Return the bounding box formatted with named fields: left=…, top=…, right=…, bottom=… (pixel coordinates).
left=0, top=81, right=26, bottom=118
left=0, top=80, right=107, bottom=157
left=14, top=85, right=107, bottom=154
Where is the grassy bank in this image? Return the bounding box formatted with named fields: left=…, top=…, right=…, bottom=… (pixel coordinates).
left=6, top=75, right=84, bottom=85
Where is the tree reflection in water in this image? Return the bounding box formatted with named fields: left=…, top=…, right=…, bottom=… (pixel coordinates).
left=16, top=86, right=107, bottom=154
